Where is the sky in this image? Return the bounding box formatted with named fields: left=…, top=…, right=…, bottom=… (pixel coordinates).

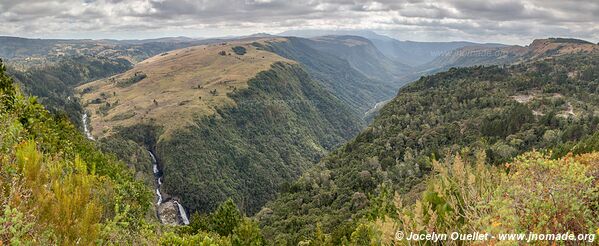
left=1, top=0, right=598, bottom=45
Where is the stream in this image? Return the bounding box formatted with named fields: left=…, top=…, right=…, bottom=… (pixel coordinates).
left=148, top=150, right=189, bottom=225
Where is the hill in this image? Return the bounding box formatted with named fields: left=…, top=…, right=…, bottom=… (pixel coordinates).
left=420, top=38, right=599, bottom=74
left=78, top=38, right=363, bottom=216
left=0, top=57, right=275, bottom=245
left=261, top=37, right=396, bottom=114
left=78, top=38, right=294, bottom=138
left=300, top=35, right=410, bottom=83
left=258, top=48, right=599, bottom=243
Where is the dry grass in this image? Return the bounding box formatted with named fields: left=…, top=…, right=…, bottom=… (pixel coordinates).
left=77, top=38, right=293, bottom=139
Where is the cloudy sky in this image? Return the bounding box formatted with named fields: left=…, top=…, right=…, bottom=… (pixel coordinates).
left=1, top=0, right=598, bottom=44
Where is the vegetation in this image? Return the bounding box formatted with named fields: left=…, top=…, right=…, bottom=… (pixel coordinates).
left=232, top=46, right=247, bottom=55
left=259, top=54, right=599, bottom=244
left=391, top=149, right=599, bottom=245
left=115, top=71, right=147, bottom=87
left=2, top=37, right=598, bottom=245
left=264, top=37, right=396, bottom=114
left=0, top=60, right=154, bottom=244
left=160, top=199, right=267, bottom=245
left=158, top=62, right=362, bottom=215
left=7, top=56, right=132, bottom=126
left=0, top=59, right=271, bottom=245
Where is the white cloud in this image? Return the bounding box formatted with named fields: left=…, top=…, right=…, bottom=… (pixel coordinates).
left=0, top=0, right=597, bottom=44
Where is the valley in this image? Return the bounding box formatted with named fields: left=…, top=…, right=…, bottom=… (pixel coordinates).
left=1, top=30, right=598, bottom=245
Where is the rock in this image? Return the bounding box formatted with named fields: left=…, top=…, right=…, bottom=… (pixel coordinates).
left=158, top=200, right=180, bottom=225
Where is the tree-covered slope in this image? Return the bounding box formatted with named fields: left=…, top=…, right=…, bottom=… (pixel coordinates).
left=157, top=62, right=362, bottom=215
left=7, top=56, right=132, bottom=126
left=258, top=53, right=599, bottom=244
left=262, top=37, right=396, bottom=114
left=302, top=35, right=410, bottom=82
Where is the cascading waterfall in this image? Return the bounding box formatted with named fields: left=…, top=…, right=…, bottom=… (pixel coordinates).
left=148, top=150, right=189, bottom=225
left=156, top=189, right=163, bottom=205
left=82, top=113, right=94, bottom=140
left=174, top=201, right=190, bottom=225
left=148, top=151, right=163, bottom=206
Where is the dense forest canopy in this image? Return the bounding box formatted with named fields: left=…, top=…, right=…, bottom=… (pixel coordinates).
left=259, top=53, right=599, bottom=244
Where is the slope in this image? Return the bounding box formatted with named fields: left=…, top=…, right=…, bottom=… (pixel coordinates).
left=261, top=37, right=396, bottom=114
left=0, top=60, right=152, bottom=244
left=301, top=35, right=410, bottom=82
left=258, top=43, right=599, bottom=244
left=78, top=38, right=363, bottom=216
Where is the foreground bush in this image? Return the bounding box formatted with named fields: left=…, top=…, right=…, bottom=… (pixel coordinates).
left=394, top=151, right=599, bottom=245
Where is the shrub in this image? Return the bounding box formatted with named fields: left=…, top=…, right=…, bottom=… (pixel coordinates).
left=232, top=46, right=247, bottom=55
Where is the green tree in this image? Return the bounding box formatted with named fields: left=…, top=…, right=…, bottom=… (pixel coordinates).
left=231, top=219, right=265, bottom=246
left=211, top=199, right=242, bottom=236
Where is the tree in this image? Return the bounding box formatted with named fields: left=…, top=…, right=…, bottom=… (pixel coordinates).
left=231, top=219, right=266, bottom=246
left=210, top=198, right=242, bottom=236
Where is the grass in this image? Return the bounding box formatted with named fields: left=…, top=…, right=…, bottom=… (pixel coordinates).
left=77, top=38, right=293, bottom=139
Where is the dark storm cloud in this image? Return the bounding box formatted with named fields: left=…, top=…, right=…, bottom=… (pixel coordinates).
left=0, top=0, right=597, bottom=43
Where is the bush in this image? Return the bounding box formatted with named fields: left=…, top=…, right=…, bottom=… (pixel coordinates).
left=232, top=46, right=247, bottom=55
left=394, top=151, right=599, bottom=244
left=116, top=71, right=147, bottom=88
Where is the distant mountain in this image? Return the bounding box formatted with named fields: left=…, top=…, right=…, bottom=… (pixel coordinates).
left=420, top=37, right=599, bottom=74
left=363, top=32, right=506, bottom=67
left=299, top=35, right=411, bottom=82
left=0, top=36, right=209, bottom=68
left=279, top=30, right=506, bottom=68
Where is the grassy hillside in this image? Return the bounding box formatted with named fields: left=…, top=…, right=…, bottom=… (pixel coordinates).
left=258, top=52, right=599, bottom=244
left=78, top=39, right=294, bottom=138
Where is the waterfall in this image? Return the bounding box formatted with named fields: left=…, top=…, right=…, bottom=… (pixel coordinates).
left=148, top=150, right=188, bottom=225
left=156, top=189, right=163, bottom=205
left=148, top=151, right=164, bottom=206
left=148, top=151, right=160, bottom=174
left=82, top=113, right=95, bottom=140
left=174, top=201, right=190, bottom=225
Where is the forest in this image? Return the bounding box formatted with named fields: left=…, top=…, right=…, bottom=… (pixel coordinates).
left=258, top=54, right=599, bottom=244
left=156, top=62, right=362, bottom=214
